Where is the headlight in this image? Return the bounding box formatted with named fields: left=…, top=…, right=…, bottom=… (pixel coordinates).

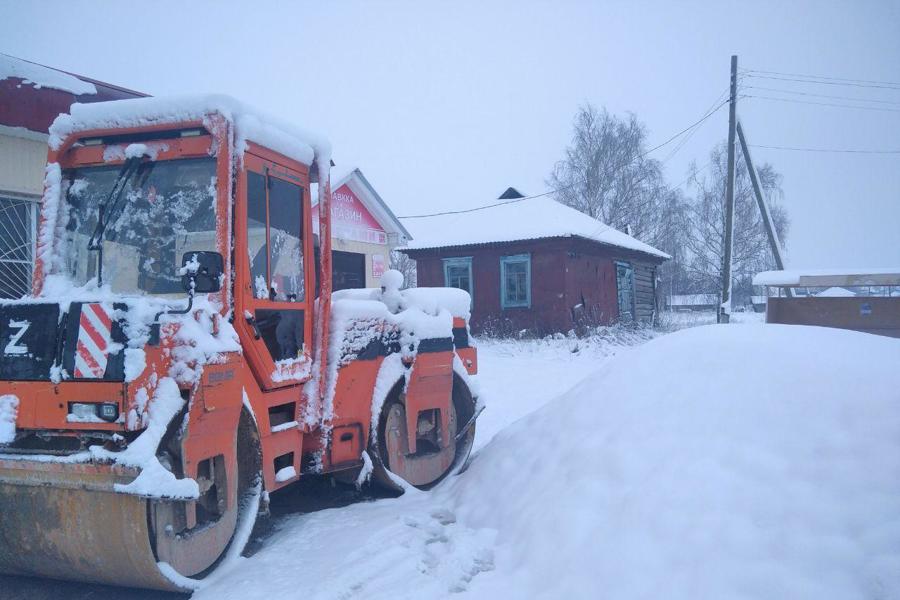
left=68, top=402, right=119, bottom=423
left=69, top=403, right=98, bottom=421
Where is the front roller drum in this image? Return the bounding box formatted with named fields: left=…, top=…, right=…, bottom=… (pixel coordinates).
left=0, top=460, right=187, bottom=592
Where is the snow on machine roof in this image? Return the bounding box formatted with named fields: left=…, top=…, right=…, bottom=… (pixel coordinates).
left=401, top=195, right=670, bottom=259
left=48, top=93, right=331, bottom=167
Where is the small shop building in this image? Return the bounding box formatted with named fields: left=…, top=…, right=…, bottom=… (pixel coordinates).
left=313, top=168, right=411, bottom=290
left=400, top=188, right=669, bottom=335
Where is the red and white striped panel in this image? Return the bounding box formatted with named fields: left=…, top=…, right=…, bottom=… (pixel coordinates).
left=74, top=303, right=113, bottom=379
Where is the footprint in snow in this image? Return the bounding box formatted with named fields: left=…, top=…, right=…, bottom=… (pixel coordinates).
left=406, top=508, right=496, bottom=593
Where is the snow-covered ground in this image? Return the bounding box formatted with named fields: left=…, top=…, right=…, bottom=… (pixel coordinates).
left=473, top=326, right=658, bottom=449
left=194, top=321, right=900, bottom=600
left=657, top=309, right=764, bottom=330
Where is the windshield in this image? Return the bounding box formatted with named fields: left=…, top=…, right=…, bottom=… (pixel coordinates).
left=62, top=158, right=217, bottom=297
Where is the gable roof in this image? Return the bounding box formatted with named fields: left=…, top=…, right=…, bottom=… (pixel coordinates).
left=400, top=195, right=669, bottom=259
left=497, top=186, right=525, bottom=199
left=323, top=167, right=412, bottom=243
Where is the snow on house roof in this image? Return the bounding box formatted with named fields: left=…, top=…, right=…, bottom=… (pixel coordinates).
left=754, top=268, right=900, bottom=287
left=0, top=53, right=97, bottom=96
left=1, top=54, right=147, bottom=135
left=668, top=294, right=718, bottom=306
left=817, top=286, right=857, bottom=298
left=401, top=195, right=670, bottom=259
left=48, top=94, right=331, bottom=168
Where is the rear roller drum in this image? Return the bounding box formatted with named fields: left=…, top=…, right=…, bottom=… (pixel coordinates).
left=370, top=374, right=477, bottom=492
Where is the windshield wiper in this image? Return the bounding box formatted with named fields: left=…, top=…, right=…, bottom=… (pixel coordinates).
left=87, top=156, right=145, bottom=286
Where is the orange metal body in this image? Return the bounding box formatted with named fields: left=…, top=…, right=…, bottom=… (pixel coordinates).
left=2, top=111, right=478, bottom=502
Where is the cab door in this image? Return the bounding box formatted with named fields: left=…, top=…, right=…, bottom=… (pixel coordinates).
left=236, top=151, right=314, bottom=390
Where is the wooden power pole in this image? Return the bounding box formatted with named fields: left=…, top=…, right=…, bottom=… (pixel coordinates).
left=719, top=54, right=738, bottom=324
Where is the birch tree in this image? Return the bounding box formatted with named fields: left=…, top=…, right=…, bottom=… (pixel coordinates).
left=685, top=142, right=789, bottom=304
left=548, top=104, right=669, bottom=243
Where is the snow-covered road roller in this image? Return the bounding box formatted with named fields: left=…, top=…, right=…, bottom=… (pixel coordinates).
left=0, top=95, right=480, bottom=591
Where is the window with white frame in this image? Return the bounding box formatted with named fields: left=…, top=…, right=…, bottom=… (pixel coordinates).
left=500, top=253, right=531, bottom=308
left=443, top=257, right=473, bottom=299
left=0, top=196, right=37, bottom=299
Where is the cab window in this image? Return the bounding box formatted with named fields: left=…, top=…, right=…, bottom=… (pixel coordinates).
left=246, top=170, right=304, bottom=302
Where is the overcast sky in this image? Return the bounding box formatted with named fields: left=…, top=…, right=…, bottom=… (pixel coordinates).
left=2, top=0, right=898, bottom=268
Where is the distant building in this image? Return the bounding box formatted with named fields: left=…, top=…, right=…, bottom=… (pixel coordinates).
left=750, top=295, right=767, bottom=313
left=754, top=268, right=900, bottom=338
left=665, top=294, right=718, bottom=312
left=401, top=187, right=669, bottom=334
left=0, top=53, right=146, bottom=298
left=312, top=168, right=411, bottom=290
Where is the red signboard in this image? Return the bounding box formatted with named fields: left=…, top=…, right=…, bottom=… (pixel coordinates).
left=313, top=184, right=387, bottom=244
left=372, top=254, right=386, bottom=278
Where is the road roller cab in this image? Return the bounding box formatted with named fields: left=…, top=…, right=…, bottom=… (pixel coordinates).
left=0, top=95, right=480, bottom=591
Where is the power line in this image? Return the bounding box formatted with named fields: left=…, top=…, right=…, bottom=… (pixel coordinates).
left=397, top=193, right=552, bottom=219
left=749, top=144, right=900, bottom=154
left=741, top=73, right=900, bottom=91
left=662, top=87, right=730, bottom=164
left=743, top=85, right=900, bottom=106
left=741, top=94, right=900, bottom=114
left=741, top=68, right=900, bottom=88
left=398, top=98, right=728, bottom=219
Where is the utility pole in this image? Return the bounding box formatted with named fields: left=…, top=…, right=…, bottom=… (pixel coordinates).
left=719, top=54, right=738, bottom=324
left=736, top=121, right=792, bottom=298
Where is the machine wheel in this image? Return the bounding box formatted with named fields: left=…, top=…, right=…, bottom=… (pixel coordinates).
left=149, top=408, right=262, bottom=583
left=370, top=374, right=477, bottom=492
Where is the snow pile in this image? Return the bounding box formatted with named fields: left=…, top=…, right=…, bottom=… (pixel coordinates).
left=0, top=53, right=97, bottom=95
left=472, top=328, right=657, bottom=449
left=449, top=325, right=900, bottom=598
left=196, top=325, right=900, bottom=598
left=275, top=466, right=297, bottom=483
left=401, top=195, right=669, bottom=259
left=0, top=395, right=18, bottom=445
left=309, top=272, right=464, bottom=438
left=91, top=377, right=199, bottom=499
left=47, top=94, right=332, bottom=169
left=167, top=304, right=241, bottom=385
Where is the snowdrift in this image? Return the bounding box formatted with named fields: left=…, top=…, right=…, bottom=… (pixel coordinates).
left=452, top=324, right=900, bottom=599
left=196, top=324, right=900, bottom=599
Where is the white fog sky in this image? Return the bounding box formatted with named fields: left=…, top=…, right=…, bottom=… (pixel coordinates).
left=2, top=0, right=898, bottom=268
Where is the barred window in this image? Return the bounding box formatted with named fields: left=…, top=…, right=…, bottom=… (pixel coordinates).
left=0, top=196, right=37, bottom=299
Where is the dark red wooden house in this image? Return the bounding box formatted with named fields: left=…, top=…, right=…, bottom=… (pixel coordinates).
left=401, top=188, right=669, bottom=335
